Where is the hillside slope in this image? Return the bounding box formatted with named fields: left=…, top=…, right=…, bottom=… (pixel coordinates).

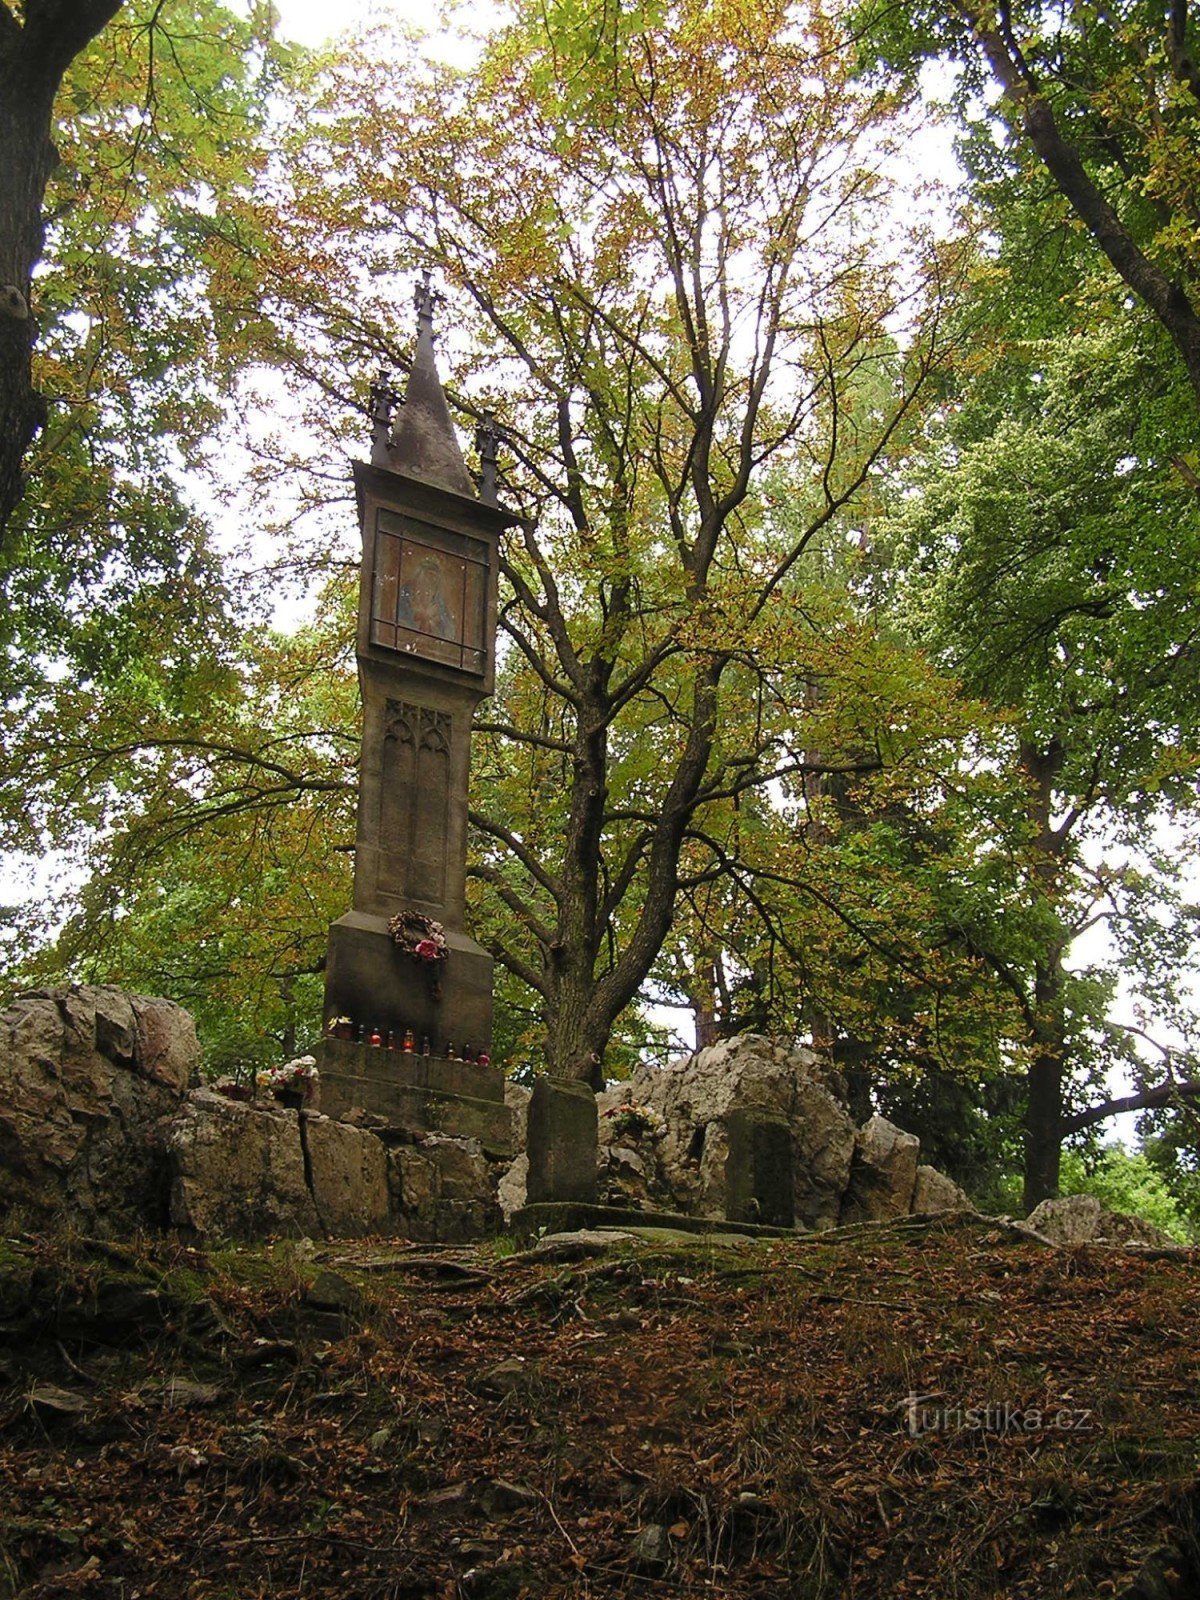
left=1, top=1215, right=1197, bottom=1598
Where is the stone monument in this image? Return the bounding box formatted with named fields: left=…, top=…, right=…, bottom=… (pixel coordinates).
left=318, top=274, right=517, bottom=1157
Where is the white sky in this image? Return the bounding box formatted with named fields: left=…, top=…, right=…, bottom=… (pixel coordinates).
left=271, top=0, right=400, bottom=46
left=267, top=0, right=504, bottom=51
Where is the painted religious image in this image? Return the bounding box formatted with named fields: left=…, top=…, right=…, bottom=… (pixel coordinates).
left=371, top=515, right=487, bottom=673
left=398, top=552, right=458, bottom=642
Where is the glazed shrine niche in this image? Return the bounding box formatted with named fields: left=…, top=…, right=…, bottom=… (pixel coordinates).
left=369, top=511, right=489, bottom=676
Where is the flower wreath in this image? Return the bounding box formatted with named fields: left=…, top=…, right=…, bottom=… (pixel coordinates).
left=388, top=909, right=449, bottom=963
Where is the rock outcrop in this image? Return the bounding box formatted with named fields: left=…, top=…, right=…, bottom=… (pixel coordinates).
left=168, top=1090, right=319, bottom=1238
left=0, top=985, right=199, bottom=1233
left=599, top=1034, right=858, bottom=1230
left=390, top=1134, right=499, bottom=1242
left=840, top=1115, right=921, bottom=1225
left=505, top=1081, right=531, bottom=1146
left=1026, top=1192, right=1175, bottom=1248
left=913, top=1164, right=971, bottom=1216
left=0, top=986, right=504, bottom=1241
left=0, top=989, right=1010, bottom=1244
left=169, top=1099, right=498, bottom=1242
left=498, top=1036, right=972, bottom=1232
left=305, top=1114, right=391, bottom=1236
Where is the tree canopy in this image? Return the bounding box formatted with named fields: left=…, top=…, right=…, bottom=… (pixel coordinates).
left=1, top=0, right=1198, bottom=1213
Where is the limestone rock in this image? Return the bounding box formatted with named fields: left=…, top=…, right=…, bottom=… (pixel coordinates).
left=305, top=1269, right=360, bottom=1312
left=525, top=1229, right=634, bottom=1260
left=596, top=1083, right=633, bottom=1146
left=1026, top=1192, right=1174, bottom=1248
left=163, top=1088, right=397, bottom=1241
left=168, top=1091, right=319, bottom=1238
left=392, top=1143, right=438, bottom=1215
left=498, top=1152, right=528, bottom=1222
left=840, top=1115, right=920, bottom=1225
left=434, top=1133, right=493, bottom=1202
left=599, top=1143, right=657, bottom=1210
left=505, top=1080, right=531, bottom=1146
left=29, top=1384, right=89, bottom=1416
left=390, top=1134, right=497, bottom=1242
left=621, top=1035, right=856, bottom=1229
left=304, top=1113, right=389, bottom=1235
left=477, top=1479, right=537, bottom=1518
left=0, top=985, right=198, bottom=1231
left=122, top=993, right=198, bottom=1094
left=156, top=1378, right=222, bottom=1410
left=472, top=1356, right=532, bottom=1400
left=630, top=1524, right=671, bottom=1570
left=912, top=1165, right=971, bottom=1215
left=1092, top=1209, right=1176, bottom=1247
left=1027, top=1193, right=1102, bottom=1243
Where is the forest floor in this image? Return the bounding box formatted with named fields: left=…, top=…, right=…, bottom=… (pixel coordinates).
left=0, top=1213, right=1197, bottom=1599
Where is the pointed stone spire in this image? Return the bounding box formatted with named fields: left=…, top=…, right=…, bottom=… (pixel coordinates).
left=386, top=270, right=475, bottom=499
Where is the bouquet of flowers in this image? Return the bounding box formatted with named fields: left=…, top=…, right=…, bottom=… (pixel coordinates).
left=387, top=910, right=448, bottom=963
left=603, top=1101, right=665, bottom=1140
left=256, top=1056, right=320, bottom=1103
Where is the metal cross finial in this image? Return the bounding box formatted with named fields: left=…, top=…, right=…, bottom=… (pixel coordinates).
left=475, top=413, right=501, bottom=505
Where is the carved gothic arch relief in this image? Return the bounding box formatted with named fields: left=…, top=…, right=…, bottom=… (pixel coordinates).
left=376, top=698, right=452, bottom=907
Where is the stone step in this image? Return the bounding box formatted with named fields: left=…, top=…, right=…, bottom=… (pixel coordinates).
left=509, top=1201, right=803, bottom=1242
left=318, top=1070, right=513, bottom=1157
left=320, top=1038, right=504, bottom=1103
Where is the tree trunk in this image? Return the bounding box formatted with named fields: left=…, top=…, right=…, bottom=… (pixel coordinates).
left=541, top=665, right=722, bottom=1090
left=544, top=693, right=611, bottom=1089
left=1022, top=960, right=1067, bottom=1211
left=0, top=1, right=125, bottom=537
left=1016, top=737, right=1070, bottom=1212
left=0, top=76, right=55, bottom=531
left=546, top=966, right=609, bottom=1090
left=684, top=953, right=721, bottom=1050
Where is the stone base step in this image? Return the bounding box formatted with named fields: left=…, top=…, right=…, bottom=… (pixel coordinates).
left=509, top=1201, right=804, bottom=1242
left=320, top=1038, right=504, bottom=1102
left=318, top=1070, right=513, bottom=1158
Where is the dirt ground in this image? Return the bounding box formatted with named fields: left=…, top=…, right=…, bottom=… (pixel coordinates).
left=1, top=1214, right=1197, bottom=1598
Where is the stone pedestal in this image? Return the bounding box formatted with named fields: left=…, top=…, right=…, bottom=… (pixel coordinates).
left=317, top=1037, right=513, bottom=1158
left=526, top=1076, right=597, bottom=1205
left=323, top=911, right=492, bottom=1059
left=724, top=1110, right=795, bottom=1228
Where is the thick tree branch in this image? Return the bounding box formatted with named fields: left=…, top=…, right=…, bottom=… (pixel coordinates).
left=473, top=720, right=572, bottom=755
left=1061, top=1077, right=1200, bottom=1135
left=953, top=0, right=1200, bottom=412
left=466, top=860, right=555, bottom=952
